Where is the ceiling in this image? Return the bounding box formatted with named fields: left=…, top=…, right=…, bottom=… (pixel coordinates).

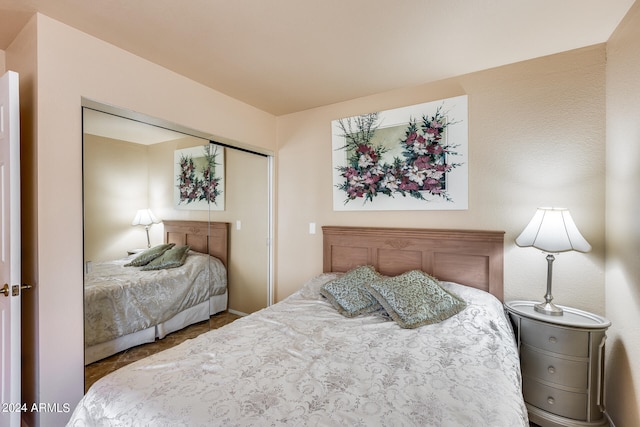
left=82, top=108, right=196, bottom=145
left=0, top=0, right=636, bottom=116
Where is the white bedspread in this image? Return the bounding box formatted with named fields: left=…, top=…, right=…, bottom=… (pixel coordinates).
left=84, top=251, right=227, bottom=347
left=70, top=273, right=528, bottom=427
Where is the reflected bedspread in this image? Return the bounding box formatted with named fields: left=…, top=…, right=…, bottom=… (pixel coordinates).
left=71, top=273, right=528, bottom=426
left=84, top=251, right=226, bottom=347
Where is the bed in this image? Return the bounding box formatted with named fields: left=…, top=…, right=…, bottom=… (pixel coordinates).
left=84, top=220, right=229, bottom=365
left=70, top=226, right=528, bottom=426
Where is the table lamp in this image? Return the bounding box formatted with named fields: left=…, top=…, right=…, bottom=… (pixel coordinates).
left=132, top=209, right=161, bottom=248
left=515, top=207, right=591, bottom=315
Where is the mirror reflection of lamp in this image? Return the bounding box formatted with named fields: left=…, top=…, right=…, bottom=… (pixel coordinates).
left=132, top=209, right=161, bottom=248
left=515, top=207, right=591, bottom=316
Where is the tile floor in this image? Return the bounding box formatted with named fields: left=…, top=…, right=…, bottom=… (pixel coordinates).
left=84, top=311, right=240, bottom=392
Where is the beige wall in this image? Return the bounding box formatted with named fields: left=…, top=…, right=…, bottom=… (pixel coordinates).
left=223, top=149, right=270, bottom=314
left=83, top=135, right=151, bottom=262
left=605, top=1, right=640, bottom=425
left=276, top=45, right=607, bottom=316
left=8, top=13, right=275, bottom=426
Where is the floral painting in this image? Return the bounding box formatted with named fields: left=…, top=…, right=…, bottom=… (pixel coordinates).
left=332, top=95, right=468, bottom=211
left=174, top=144, right=225, bottom=210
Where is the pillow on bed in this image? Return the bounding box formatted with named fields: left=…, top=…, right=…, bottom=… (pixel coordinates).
left=124, top=243, right=175, bottom=267
left=366, top=270, right=466, bottom=328
left=319, top=265, right=382, bottom=317
left=141, top=245, right=191, bottom=271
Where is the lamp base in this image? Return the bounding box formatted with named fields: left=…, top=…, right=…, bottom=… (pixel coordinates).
left=534, top=301, right=564, bottom=316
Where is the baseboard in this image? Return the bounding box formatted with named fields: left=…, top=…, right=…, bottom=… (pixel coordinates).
left=228, top=308, right=248, bottom=317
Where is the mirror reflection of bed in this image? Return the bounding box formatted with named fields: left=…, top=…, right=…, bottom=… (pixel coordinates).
left=83, top=220, right=237, bottom=390
left=82, top=104, right=272, bottom=391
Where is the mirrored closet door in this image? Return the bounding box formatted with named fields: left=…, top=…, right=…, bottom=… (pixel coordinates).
left=82, top=102, right=272, bottom=388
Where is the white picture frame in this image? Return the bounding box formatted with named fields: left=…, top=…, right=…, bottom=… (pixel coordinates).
left=174, top=144, right=225, bottom=211
left=332, top=95, right=468, bottom=211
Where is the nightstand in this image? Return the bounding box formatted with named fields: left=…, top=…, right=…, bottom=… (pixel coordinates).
left=505, top=301, right=611, bottom=427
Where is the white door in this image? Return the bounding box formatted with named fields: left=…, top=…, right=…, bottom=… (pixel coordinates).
left=0, top=70, right=21, bottom=427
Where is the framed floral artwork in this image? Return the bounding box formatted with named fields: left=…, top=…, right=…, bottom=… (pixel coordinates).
left=174, top=144, right=225, bottom=210
left=332, top=95, right=468, bottom=211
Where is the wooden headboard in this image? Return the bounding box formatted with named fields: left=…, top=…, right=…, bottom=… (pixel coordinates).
left=323, top=226, right=505, bottom=301
left=163, top=220, right=229, bottom=267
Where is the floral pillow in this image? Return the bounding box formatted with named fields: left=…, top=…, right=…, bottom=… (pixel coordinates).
left=366, top=270, right=466, bottom=328
left=141, top=245, right=190, bottom=271
left=320, top=265, right=382, bottom=317
left=124, top=243, right=175, bottom=267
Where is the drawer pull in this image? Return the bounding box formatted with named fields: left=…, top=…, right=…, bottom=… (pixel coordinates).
left=548, top=336, right=557, bottom=344
left=548, top=366, right=556, bottom=374
left=547, top=397, right=555, bottom=405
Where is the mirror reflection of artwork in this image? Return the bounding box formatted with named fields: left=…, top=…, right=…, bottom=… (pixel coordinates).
left=332, top=95, right=468, bottom=211
left=174, top=144, right=225, bottom=210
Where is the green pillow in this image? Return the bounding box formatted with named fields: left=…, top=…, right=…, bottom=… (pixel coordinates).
left=141, top=245, right=190, bottom=271
left=124, top=243, right=175, bottom=267
left=320, top=265, right=382, bottom=317
left=366, top=270, right=466, bottom=328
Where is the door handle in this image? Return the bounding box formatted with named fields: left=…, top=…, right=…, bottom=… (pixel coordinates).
left=2, top=283, right=32, bottom=297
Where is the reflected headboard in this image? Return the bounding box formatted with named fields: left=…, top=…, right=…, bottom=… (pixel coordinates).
left=163, top=220, right=229, bottom=267
left=322, top=226, right=505, bottom=301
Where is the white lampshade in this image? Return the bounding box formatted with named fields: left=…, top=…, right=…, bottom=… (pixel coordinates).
left=131, top=209, right=160, bottom=226
left=516, top=207, right=591, bottom=253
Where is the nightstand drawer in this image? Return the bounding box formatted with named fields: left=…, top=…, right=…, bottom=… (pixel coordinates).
left=522, top=346, right=588, bottom=389
left=521, top=318, right=588, bottom=357
left=524, top=379, right=587, bottom=421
